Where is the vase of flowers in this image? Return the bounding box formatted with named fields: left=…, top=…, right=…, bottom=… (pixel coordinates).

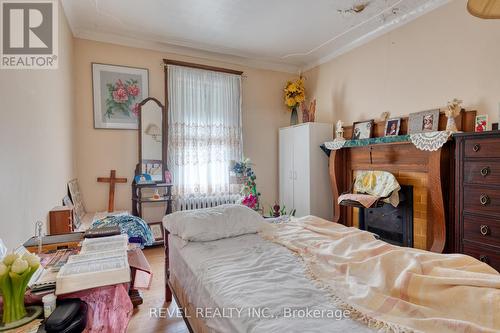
left=284, top=78, right=305, bottom=126
left=0, top=252, right=40, bottom=324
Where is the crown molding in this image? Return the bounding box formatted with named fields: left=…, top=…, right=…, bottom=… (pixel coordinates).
left=72, top=30, right=301, bottom=74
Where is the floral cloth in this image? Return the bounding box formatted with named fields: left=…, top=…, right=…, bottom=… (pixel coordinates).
left=91, top=215, right=154, bottom=248
left=353, top=171, right=400, bottom=207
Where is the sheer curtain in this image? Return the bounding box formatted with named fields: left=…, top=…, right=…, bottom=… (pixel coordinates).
left=167, top=65, right=242, bottom=204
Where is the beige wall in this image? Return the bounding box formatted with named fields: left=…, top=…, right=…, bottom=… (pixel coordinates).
left=73, top=38, right=292, bottom=214
left=304, top=0, right=500, bottom=126
left=0, top=4, right=75, bottom=249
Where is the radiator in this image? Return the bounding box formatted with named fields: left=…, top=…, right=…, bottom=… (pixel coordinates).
left=176, top=194, right=241, bottom=211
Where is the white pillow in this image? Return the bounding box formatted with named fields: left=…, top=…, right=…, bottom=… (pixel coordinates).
left=162, top=204, right=264, bottom=241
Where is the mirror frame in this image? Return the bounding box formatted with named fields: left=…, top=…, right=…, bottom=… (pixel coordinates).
left=137, top=97, right=167, bottom=183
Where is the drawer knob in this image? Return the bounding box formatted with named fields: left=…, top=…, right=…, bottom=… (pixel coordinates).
left=473, top=144, right=481, bottom=152
left=480, top=194, right=490, bottom=206
left=480, top=167, right=490, bottom=177
left=479, top=255, right=489, bottom=263
left=480, top=225, right=490, bottom=236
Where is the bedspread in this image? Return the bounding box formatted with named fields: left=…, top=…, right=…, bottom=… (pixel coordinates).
left=91, top=215, right=154, bottom=248
left=261, top=216, right=500, bottom=333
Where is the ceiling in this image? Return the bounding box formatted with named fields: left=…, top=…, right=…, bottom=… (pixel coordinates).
left=61, top=0, right=449, bottom=73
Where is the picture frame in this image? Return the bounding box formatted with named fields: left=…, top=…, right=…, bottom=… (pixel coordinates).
left=141, top=159, right=162, bottom=182
left=475, top=115, right=488, bottom=132
left=149, top=222, right=164, bottom=242
left=384, top=118, right=401, bottom=136
left=351, top=120, right=374, bottom=140
left=92, top=63, right=149, bottom=129
left=67, top=179, right=85, bottom=229
left=408, top=109, right=440, bottom=134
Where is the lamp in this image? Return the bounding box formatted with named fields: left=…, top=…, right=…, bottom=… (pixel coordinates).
left=467, top=0, right=500, bottom=19
left=145, top=124, right=161, bottom=142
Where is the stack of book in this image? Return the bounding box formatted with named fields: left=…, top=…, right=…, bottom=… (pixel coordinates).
left=55, top=234, right=131, bottom=295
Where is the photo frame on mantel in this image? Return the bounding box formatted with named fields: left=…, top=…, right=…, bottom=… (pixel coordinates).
left=92, top=63, right=149, bottom=129
left=351, top=120, right=374, bottom=140
left=408, top=109, right=440, bottom=134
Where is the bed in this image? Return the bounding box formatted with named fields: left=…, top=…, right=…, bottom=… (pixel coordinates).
left=163, top=205, right=500, bottom=333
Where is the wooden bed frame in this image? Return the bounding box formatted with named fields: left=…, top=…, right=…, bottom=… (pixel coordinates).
left=164, top=230, right=172, bottom=301
left=164, top=229, right=195, bottom=333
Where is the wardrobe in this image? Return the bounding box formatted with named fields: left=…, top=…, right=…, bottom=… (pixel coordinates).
left=279, top=122, right=333, bottom=220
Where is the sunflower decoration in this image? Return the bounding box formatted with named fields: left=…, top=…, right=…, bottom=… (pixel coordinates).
left=284, top=77, right=305, bottom=110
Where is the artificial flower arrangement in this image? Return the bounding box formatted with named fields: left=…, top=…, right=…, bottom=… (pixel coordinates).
left=284, top=77, right=305, bottom=109
left=283, top=77, right=306, bottom=125
left=231, top=158, right=261, bottom=211
left=0, top=252, right=40, bottom=324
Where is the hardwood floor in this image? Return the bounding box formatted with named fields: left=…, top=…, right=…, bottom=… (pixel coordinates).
left=128, top=246, right=189, bottom=333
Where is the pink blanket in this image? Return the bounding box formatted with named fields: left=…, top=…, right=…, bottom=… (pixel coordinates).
left=62, top=283, right=133, bottom=333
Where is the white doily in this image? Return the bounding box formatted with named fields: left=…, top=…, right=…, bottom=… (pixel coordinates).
left=409, top=131, right=452, bottom=151
left=324, top=138, right=346, bottom=150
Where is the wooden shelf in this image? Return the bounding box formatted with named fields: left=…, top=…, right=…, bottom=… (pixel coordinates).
left=134, top=183, right=173, bottom=188
left=132, top=197, right=172, bottom=203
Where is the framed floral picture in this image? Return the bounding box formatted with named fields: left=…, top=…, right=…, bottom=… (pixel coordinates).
left=92, top=63, right=149, bottom=129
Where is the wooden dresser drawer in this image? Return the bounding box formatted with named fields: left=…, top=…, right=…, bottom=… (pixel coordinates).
left=462, top=241, right=500, bottom=272
left=464, top=138, right=500, bottom=159
left=464, top=161, right=500, bottom=184
left=463, top=185, right=500, bottom=216
left=463, top=214, right=500, bottom=248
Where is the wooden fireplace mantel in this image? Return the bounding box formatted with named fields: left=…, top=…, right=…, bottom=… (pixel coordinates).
left=328, top=110, right=477, bottom=253
left=329, top=141, right=451, bottom=253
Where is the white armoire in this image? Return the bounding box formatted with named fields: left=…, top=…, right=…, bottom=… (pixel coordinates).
left=279, top=122, right=333, bottom=220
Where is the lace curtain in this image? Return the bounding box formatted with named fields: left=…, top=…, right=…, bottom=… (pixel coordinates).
left=167, top=65, right=242, bottom=201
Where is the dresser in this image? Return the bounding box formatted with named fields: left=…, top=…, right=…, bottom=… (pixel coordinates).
left=454, top=132, right=500, bottom=272
left=279, top=122, right=333, bottom=220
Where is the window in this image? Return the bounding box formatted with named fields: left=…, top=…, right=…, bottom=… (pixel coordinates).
left=167, top=64, right=242, bottom=203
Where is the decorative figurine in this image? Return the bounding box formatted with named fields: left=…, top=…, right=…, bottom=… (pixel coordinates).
left=446, top=98, right=463, bottom=132
left=335, top=120, right=345, bottom=140
left=380, top=111, right=390, bottom=122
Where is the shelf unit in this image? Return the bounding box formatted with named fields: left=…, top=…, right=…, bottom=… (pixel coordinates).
left=132, top=182, right=173, bottom=246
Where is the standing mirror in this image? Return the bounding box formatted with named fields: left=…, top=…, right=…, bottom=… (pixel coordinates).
left=137, top=97, right=166, bottom=182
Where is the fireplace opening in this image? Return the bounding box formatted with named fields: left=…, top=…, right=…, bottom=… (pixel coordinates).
left=358, top=185, right=414, bottom=247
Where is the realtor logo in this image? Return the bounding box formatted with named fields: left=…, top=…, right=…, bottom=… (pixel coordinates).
left=1, top=0, right=58, bottom=69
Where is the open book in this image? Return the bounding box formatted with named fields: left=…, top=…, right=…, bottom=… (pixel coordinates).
left=55, top=235, right=130, bottom=295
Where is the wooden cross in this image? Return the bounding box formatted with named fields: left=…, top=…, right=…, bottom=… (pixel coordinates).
left=97, top=170, right=127, bottom=212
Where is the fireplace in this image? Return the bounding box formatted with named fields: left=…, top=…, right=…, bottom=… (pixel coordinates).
left=358, top=185, right=413, bottom=247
